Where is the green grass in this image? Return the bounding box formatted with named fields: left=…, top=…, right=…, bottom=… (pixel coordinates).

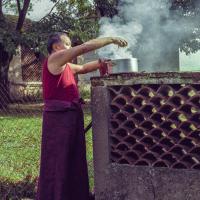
left=0, top=116, right=41, bottom=183
left=85, top=112, right=94, bottom=189
left=0, top=111, right=93, bottom=196
left=79, top=84, right=91, bottom=100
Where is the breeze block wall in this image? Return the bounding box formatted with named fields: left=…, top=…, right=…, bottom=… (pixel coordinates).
left=91, top=72, right=200, bottom=200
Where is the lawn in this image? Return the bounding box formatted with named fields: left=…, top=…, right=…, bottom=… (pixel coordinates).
left=0, top=111, right=93, bottom=198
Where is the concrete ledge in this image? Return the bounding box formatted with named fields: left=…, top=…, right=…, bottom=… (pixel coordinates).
left=91, top=72, right=200, bottom=86
left=96, top=164, right=200, bottom=200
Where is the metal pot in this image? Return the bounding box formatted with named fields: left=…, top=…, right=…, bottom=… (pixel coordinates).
left=111, top=58, right=138, bottom=73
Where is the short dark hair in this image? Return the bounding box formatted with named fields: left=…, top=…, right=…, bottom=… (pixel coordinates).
left=47, top=32, right=67, bottom=54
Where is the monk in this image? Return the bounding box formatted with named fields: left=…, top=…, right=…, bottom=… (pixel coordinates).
left=36, top=32, right=128, bottom=200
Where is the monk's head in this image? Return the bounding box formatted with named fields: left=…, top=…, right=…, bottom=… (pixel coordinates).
left=47, top=32, right=71, bottom=54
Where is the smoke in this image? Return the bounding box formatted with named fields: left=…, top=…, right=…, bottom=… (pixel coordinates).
left=98, top=16, right=143, bottom=59
left=98, top=0, right=197, bottom=71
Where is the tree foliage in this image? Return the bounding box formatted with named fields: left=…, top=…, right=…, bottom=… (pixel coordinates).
left=171, top=0, right=200, bottom=54
left=26, top=0, right=99, bottom=54
left=94, top=0, right=118, bottom=17
left=0, top=0, right=98, bottom=57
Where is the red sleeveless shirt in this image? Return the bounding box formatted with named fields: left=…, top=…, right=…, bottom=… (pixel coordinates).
left=42, top=59, right=79, bottom=102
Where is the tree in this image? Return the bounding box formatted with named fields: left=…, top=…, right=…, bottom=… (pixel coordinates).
left=171, top=0, right=200, bottom=54
left=0, top=0, right=32, bottom=108
left=94, top=0, right=118, bottom=17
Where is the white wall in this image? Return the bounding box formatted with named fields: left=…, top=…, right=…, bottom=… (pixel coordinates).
left=8, top=46, right=23, bottom=83
left=180, top=51, right=200, bottom=71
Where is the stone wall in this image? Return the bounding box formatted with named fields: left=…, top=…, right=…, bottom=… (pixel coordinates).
left=9, top=82, right=42, bottom=101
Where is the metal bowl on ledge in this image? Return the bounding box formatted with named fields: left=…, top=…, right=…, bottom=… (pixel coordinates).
left=111, top=58, right=138, bottom=73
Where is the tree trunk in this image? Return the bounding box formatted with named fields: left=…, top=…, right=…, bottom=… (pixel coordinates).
left=0, top=47, right=12, bottom=109
left=0, top=0, right=3, bottom=18
left=16, top=0, right=31, bottom=31
left=0, top=0, right=5, bottom=21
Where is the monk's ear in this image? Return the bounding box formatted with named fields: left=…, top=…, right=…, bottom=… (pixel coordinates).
left=52, top=43, right=61, bottom=51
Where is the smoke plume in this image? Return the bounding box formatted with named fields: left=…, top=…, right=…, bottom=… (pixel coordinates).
left=98, top=0, right=197, bottom=71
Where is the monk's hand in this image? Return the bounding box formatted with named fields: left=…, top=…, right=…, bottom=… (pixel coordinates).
left=112, top=37, right=128, bottom=47
left=99, top=58, right=115, bottom=67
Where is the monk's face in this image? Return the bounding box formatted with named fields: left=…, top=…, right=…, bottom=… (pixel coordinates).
left=52, top=35, right=72, bottom=53
left=60, top=35, right=71, bottom=50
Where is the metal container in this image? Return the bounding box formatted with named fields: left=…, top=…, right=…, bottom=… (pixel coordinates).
left=111, top=58, right=138, bottom=73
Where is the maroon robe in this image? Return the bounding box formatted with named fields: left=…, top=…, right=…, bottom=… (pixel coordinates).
left=36, top=101, right=90, bottom=200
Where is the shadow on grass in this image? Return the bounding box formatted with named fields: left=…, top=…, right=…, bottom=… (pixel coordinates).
left=0, top=176, right=37, bottom=199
